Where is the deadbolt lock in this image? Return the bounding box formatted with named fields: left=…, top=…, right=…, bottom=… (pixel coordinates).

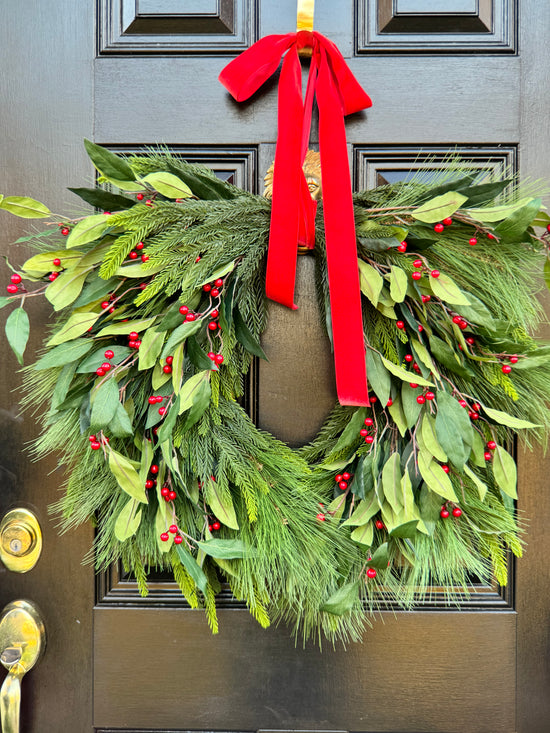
left=0, top=510, right=42, bottom=573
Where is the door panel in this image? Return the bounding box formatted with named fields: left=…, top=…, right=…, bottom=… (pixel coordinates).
left=1, top=1, right=550, bottom=731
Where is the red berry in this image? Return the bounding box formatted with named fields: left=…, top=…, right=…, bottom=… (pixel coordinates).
left=168, top=524, right=178, bottom=534
left=487, top=440, right=497, bottom=450
left=148, top=396, right=157, bottom=405
left=141, top=254, right=149, bottom=262
left=179, top=305, right=189, bottom=315
left=487, top=232, right=496, bottom=240
left=50, top=272, right=60, bottom=281
left=502, top=364, right=512, bottom=374
left=207, top=351, right=216, bottom=360
left=165, top=356, right=173, bottom=365
left=458, top=320, right=468, bottom=330
left=418, top=324, right=424, bottom=332
left=160, top=532, right=169, bottom=542
left=412, top=271, right=422, bottom=281
left=214, top=279, right=224, bottom=287
left=468, top=237, right=477, bottom=246
left=129, top=251, right=138, bottom=259
left=104, top=349, right=114, bottom=359
left=397, top=242, right=407, bottom=252
left=203, top=284, right=212, bottom=292
left=440, top=508, right=450, bottom=518
left=6, top=284, right=18, bottom=294
left=101, top=362, right=111, bottom=370
left=186, top=313, right=196, bottom=322
left=375, top=520, right=385, bottom=530
left=174, top=535, right=183, bottom=544
left=365, top=435, right=374, bottom=444
left=61, top=227, right=70, bottom=236
left=470, top=411, right=479, bottom=420
left=342, top=472, right=351, bottom=481
left=442, top=217, right=453, bottom=226
left=88, top=435, right=97, bottom=442
left=430, top=270, right=440, bottom=278
left=10, top=273, right=22, bottom=284
left=396, top=320, right=405, bottom=329
left=335, top=474, right=343, bottom=483
left=458, top=399, right=467, bottom=408
left=466, top=337, right=475, bottom=345
left=369, top=395, right=377, bottom=403
left=386, top=398, right=393, bottom=406
left=210, top=288, right=220, bottom=298
left=136, top=193, right=144, bottom=200
left=316, top=512, right=326, bottom=521
left=413, top=259, right=422, bottom=268
left=425, top=391, right=435, bottom=401
left=452, top=507, right=462, bottom=518
left=510, top=355, right=518, bottom=364
left=52, top=258, right=61, bottom=267
left=145, top=479, right=155, bottom=489
left=405, top=354, right=413, bottom=363
left=163, top=364, right=172, bottom=374
left=416, top=395, right=426, bottom=404
left=158, top=407, right=167, bottom=416
left=452, top=315, right=462, bottom=324
left=210, top=309, right=219, bottom=319
left=366, top=568, right=377, bottom=579
left=128, top=340, right=137, bottom=349
left=421, top=294, right=431, bottom=303
left=128, top=331, right=138, bottom=340
left=364, top=418, right=374, bottom=426
left=139, top=283, right=147, bottom=290
left=168, top=490, right=177, bottom=501
left=208, top=321, right=218, bottom=331
left=150, top=464, right=159, bottom=474
left=338, top=481, right=348, bottom=490
left=214, top=354, right=224, bottom=364
left=472, top=403, right=480, bottom=411
left=160, top=486, right=169, bottom=497
left=90, top=441, right=101, bottom=450
left=212, top=521, right=221, bottom=530
left=441, top=464, right=450, bottom=474
left=409, top=383, right=418, bottom=389
left=434, top=223, right=444, bottom=233
left=96, top=367, right=105, bottom=377
left=136, top=242, right=144, bottom=250
left=155, top=395, right=163, bottom=403
left=360, top=428, right=369, bottom=437
left=484, top=451, right=492, bottom=461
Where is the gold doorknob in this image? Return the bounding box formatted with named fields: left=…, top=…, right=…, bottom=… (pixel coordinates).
left=0, top=600, right=46, bottom=733
left=0, top=509, right=42, bottom=573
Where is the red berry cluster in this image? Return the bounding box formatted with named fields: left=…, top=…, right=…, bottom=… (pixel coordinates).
left=359, top=416, right=375, bottom=445
left=451, top=313, right=469, bottom=331
left=160, top=524, right=184, bottom=544
left=6, top=272, right=22, bottom=294
left=208, top=519, right=221, bottom=532
left=88, top=433, right=109, bottom=451
left=440, top=503, right=462, bottom=519
left=433, top=217, right=454, bottom=233
left=100, top=291, right=118, bottom=314
left=484, top=440, right=497, bottom=461
left=144, top=463, right=159, bottom=490
left=179, top=304, right=196, bottom=322
left=163, top=355, right=173, bottom=374
left=128, top=241, right=148, bottom=263
left=96, top=347, right=116, bottom=377
left=334, top=471, right=352, bottom=491
left=456, top=397, right=481, bottom=421
left=397, top=240, right=407, bottom=252
left=160, top=484, right=177, bottom=502
left=500, top=354, right=518, bottom=374
left=202, top=277, right=224, bottom=300
left=127, top=330, right=141, bottom=350
left=148, top=394, right=168, bottom=416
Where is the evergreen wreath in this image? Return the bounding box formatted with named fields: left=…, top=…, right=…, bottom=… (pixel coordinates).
left=2, top=140, right=550, bottom=645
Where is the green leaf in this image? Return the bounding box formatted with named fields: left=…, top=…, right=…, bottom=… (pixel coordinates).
left=172, top=341, right=185, bottom=394
left=219, top=278, right=236, bottom=333
left=47, top=311, right=100, bottom=346
left=138, top=328, right=165, bottom=370
left=429, top=335, right=473, bottom=378
left=470, top=429, right=487, bottom=467
left=494, top=198, right=541, bottom=242
left=358, top=260, right=383, bottom=307
left=76, top=345, right=132, bottom=372
left=464, top=464, right=488, bottom=501
left=109, top=402, right=134, bottom=437
left=342, top=491, right=380, bottom=527
left=401, top=382, right=423, bottom=428
left=492, top=446, right=518, bottom=499
left=84, top=139, right=136, bottom=182
left=160, top=319, right=202, bottom=358
left=51, top=362, right=77, bottom=410
left=435, top=391, right=473, bottom=469
left=418, top=450, right=458, bottom=501
left=97, top=317, right=157, bottom=338
left=545, top=260, right=550, bottom=292
left=429, top=272, right=471, bottom=306
left=366, top=349, right=391, bottom=407
left=90, top=378, right=120, bottom=429
left=350, top=522, right=374, bottom=547
left=198, top=260, right=237, bottom=287
left=380, top=355, right=434, bottom=387
left=390, top=520, right=418, bottom=539
left=204, top=478, right=239, bottom=530
left=114, top=499, right=142, bottom=541
left=419, top=484, right=442, bottom=535
left=34, top=339, right=93, bottom=370
left=68, top=187, right=135, bottom=211
left=0, top=196, right=51, bottom=218
left=155, top=506, right=173, bottom=552
left=421, top=413, right=447, bottom=462
left=5, top=308, right=29, bottom=365
left=108, top=448, right=148, bottom=503
left=466, top=197, right=533, bottom=223
left=388, top=395, right=408, bottom=437
left=66, top=214, right=112, bottom=248
left=382, top=453, right=403, bottom=513
left=196, top=539, right=253, bottom=559
left=22, top=249, right=83, bottom=274
left=166, top=160, right=237, bottom=201
left=358, top=237, right=401, bottom=252
left=180, top=378, right=211, bottom=432
left=461, top=180, right=512, bottom=206
left=157, top=395, right=181, bottom=443
left=141, top=172, right=193, bottom=199
left=412, top=191, right=468, bottom=223
left=388, top=266, right=408, bottom=303
left=45, top=267, right=91, bottom=311
left=411, top=338, right=439, bottom=376
left=332, top=407, right=367, bottom=455
left=321, top=581, right=360, bottom=615
left=234, top=307, right=268, bottom=360
left=457, top=294, right=496, bottom=327
left=177, top=371, right=208, bottom=413
left=367, top=542, right=389, bottom=570
left=326, top=494, right=347, bottom=521
left=176, top=545, right=209, bottom=595
left=114, top=262, right=164, bottom=278
left=187, top=335, right=217, bottom=371
left=482, top=405, right=540, bottom=430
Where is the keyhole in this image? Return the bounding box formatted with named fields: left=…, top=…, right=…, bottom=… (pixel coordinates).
left=9, top=539, right=22, bottom=554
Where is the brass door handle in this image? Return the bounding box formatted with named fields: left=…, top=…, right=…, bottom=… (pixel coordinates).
left=0, top=601, right=46, bottom=733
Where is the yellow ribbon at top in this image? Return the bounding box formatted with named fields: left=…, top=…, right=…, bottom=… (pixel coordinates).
left=297, top=0, right=315, bottom=31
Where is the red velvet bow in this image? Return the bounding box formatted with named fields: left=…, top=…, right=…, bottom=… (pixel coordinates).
left=219, top=31, right=372, bottom=406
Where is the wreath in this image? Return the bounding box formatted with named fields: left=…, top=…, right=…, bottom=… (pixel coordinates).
left=2, top=139, right=549, bottom=645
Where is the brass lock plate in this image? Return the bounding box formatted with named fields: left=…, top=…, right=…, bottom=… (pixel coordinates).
left=0, top=509, right=42, bottom=573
